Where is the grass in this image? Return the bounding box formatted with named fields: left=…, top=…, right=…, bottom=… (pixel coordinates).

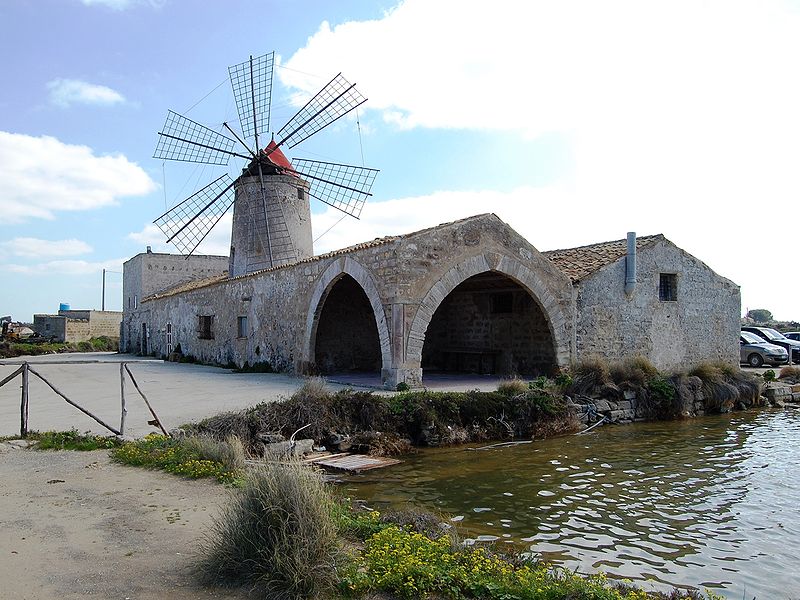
left=111, top=433, right=244, bottom=485
left=198, top=459, right=339, bottom=599
left=196, top=464, right=723, bottom=600
left=190, top=382, right=579, bottom=454
left=21, top=428, right=122, bottom=451
left=0, top=336, right=118, bottom=358
left=779, top=365, right=800, bottom=382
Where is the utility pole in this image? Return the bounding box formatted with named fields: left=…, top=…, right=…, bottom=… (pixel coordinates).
left=102, top=269, right=106, bottom=311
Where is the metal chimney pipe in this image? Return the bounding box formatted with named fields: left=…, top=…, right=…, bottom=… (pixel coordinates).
left=625, top=231, right=636, bottom=295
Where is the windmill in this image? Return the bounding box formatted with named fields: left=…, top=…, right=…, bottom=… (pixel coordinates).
left=152, top=52, right=379, bottom=277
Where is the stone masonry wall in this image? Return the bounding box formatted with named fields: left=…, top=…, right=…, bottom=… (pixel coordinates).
left=574, top=238, right=740, bottom=370
left=128, top=215, right=575, bottom=388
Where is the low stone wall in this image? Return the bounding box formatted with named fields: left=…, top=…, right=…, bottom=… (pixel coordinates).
left=568, top=377, right=789, bottom=426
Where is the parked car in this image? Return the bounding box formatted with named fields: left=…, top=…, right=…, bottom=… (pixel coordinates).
left=740, top=331, right=789, bottom=367
left=784, top=331, right=800, bottom=342
left=741, top=326, right=800, bottom=364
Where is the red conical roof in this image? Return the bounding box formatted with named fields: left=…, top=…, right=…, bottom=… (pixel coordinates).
left=263, top=140, right=296, bottom=174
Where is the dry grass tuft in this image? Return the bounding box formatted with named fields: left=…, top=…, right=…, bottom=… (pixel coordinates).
left=199, top=460, right=339, bottom=599
left=688, top=362, right=761, bottom=412
left=778, top=365, right=800, bottom=382
left=569, top=358, right=612, bottom=395
left=496, top=378, right=529, bottom=397
left=182, top=434, right=246, bottom=471
left=609, top=356, right=659, bottom=387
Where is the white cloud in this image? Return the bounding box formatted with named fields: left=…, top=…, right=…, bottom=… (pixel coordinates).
left=0, top=131, right=157, bottom=222
left=47, top=79, right=126, bottom=107
left=128, top=214, right=232, bottom=257
left=0, top=238, right=92, bottom=258
left=283, top=0, right=800, bottom=321
left=6, top=257, right=125, bottom=275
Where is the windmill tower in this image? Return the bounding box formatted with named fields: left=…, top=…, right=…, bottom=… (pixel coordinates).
left=152, top=52, right=378, bottom=277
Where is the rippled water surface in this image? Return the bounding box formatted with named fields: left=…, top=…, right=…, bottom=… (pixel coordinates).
left=341, top=410, right=800, bottom=598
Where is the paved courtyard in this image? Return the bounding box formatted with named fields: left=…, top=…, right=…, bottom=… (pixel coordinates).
left=0, top=352, right=506, bottom=439
left=0, top=353, right=343, bottom=438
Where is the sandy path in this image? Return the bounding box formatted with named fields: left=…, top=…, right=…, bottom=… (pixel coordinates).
left=0, top=446, right=250, bottom=600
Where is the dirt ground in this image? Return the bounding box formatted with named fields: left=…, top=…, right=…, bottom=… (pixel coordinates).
left=0, top=445, right=251, bottom=600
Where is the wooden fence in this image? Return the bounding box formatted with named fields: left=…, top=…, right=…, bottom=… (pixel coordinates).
left=0, top=361, right=168, bottom=438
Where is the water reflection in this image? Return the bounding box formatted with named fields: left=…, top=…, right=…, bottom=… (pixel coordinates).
left=341, top=410, right=800, bottom=598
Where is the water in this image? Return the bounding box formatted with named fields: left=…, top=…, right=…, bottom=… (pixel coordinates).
left=340, top=409, right=800, bottom=598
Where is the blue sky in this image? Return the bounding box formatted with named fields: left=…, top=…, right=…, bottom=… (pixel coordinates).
left=1, top=0, right=798, bottom=321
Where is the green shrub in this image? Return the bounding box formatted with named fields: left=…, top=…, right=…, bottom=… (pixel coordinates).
left=111, top=434, right=242, bottom=484
left=762, top=369, right=776, bottom=383
left=199, top=460, right=339, bottom=599
left=34, top=428, right=121, bottom=451
left=395, top=381, right=410, bottom=392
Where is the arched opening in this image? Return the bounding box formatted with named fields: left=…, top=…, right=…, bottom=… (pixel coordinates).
left=314, top=274, right=382, bottom=374
left=421, top=271, right=556, bottom=377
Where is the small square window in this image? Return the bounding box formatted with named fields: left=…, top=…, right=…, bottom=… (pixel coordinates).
left=198, top=315, right=214, bottom=339
left=659, top=273, right=678, bottom=302
left=237, top=316, right=248, bottom=338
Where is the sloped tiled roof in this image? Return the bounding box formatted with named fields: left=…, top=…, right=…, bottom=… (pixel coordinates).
left=144, top=214, right=495, bottom=301
left=543, top=234, right=665, bottom=282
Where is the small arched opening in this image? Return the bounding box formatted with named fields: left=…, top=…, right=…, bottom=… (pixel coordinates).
left=314, top=274, right=382, bottom=374
left=421, top=271, right=556, bottom=377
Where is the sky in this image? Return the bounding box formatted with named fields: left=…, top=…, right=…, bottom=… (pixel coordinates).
left=1, top=0, right=799, bottom=322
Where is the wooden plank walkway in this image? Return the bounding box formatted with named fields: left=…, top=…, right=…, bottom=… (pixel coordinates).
left=310, top=453, right=401, bottom=473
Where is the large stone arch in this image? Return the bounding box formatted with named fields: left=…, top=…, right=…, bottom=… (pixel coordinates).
left=301, top=256, right=391, bottom=373
left=406, top=253, right=571, bottom=376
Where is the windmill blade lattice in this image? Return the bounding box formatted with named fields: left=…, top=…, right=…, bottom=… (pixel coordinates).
left=292, top=159, right=378, bottom=219
left=153, top=174, right=235, bottom=255
left=228, top=52, right=274, bottom=143
left=276, top=73, right=367, bottom=149
left=154, top=111, right=246, bottom=165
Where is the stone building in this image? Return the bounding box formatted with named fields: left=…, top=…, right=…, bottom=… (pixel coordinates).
left=33, top=310, right=122, bottom=343
left=121, top=213, right=739, bottom=387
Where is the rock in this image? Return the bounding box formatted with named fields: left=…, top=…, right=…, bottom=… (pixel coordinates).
left=4, top=439, right=38, bottom=449
left=169, top=428, right=186, bottom=439
left=256, top=432, right=285, bottom=444
left=617, top=400, right=632, bottom=411
left=623, top=390, right=637, bottom=400
left=263, top=438, right=315, bottom=457
left=592, top=399, right=612, bottom=413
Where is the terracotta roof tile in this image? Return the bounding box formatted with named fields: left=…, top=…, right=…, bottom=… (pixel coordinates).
left=144, top=214, right=496, bottom=302
left=543, top=234, right=664, bottom=281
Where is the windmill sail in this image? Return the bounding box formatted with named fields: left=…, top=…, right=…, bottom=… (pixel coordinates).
left=152, top=51, right=377, bottom=262
left=153, top=174, right=235, bottom=255
left=292, top=159, right=378, bottom=219
left=275, top=73, right=367, bottom=149
left=228, top=52, right=274, bottom=143
left=154, top=111, right=247, bottom=165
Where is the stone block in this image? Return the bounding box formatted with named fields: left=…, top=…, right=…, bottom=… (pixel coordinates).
left=263, top=438, right=314, bottom=457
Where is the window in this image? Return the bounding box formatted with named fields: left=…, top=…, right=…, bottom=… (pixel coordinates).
left=134, top=295, right=138, bottom=309
left=198, top=315, right=214, bottom=339
left=492, top=292, right=513, bottom=314
left=297, top=187, right=305, bottom=201
left=237, top=316, right=248, bottom=338
left=166, top=322, right=173, bottom=354
left=659, top=273, right=678, bottom=302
